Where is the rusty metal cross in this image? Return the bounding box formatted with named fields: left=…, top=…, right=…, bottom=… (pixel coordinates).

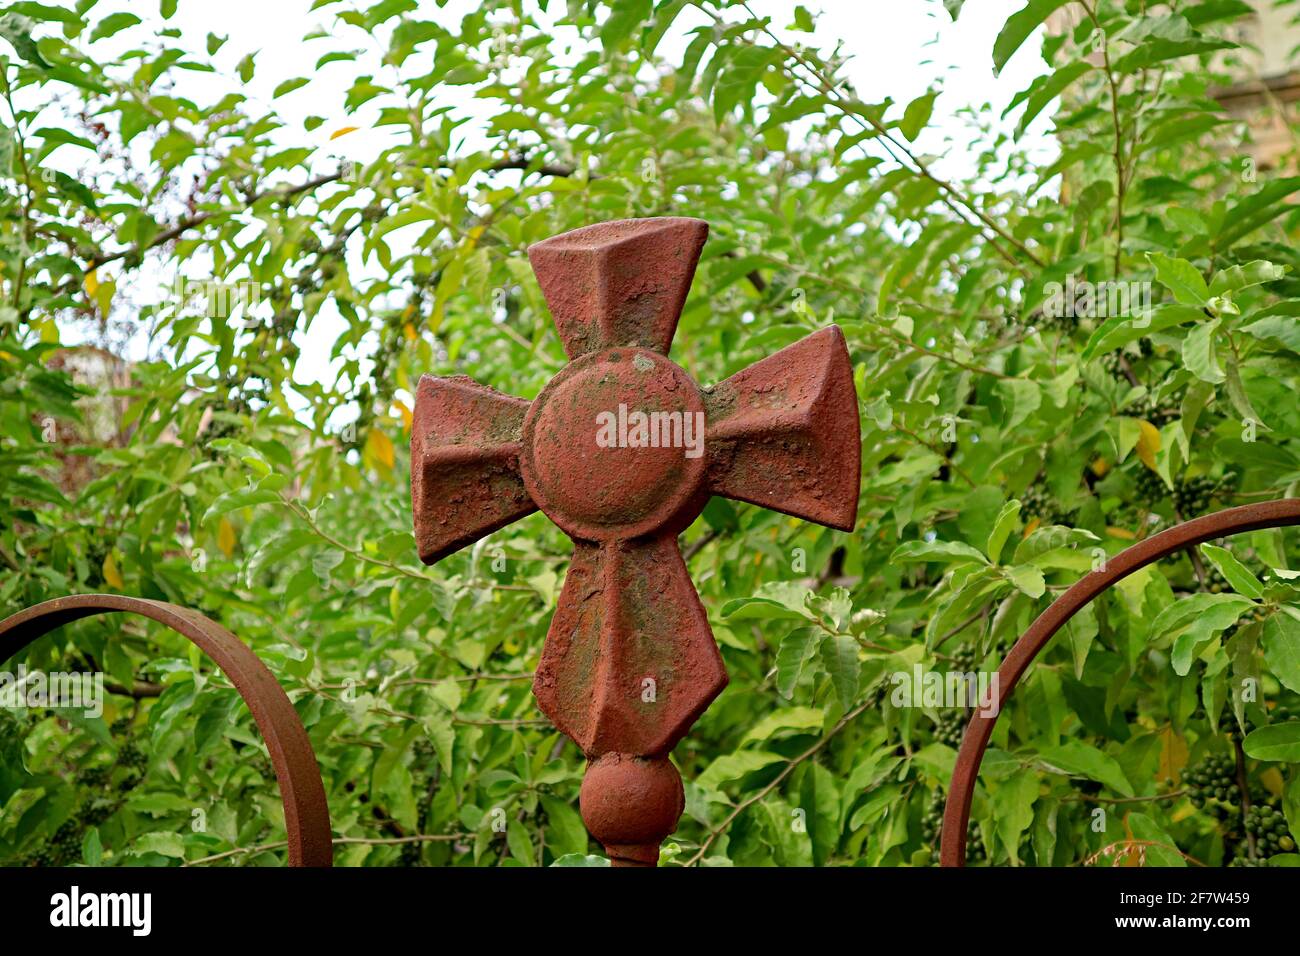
left=411, top=217, right=861, bottom=865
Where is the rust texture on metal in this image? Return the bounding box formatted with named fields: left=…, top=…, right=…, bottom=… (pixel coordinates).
left=0, top=594, right=333, bottom=867
left=940, top=499, right=1300, bottom=867
left=412, top=216, right=862, bottom=865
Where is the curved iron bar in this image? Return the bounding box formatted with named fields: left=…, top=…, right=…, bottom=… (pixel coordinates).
left=941, top=499, right=1300, bottom=867
left=0, top=594, right=333, bottom=867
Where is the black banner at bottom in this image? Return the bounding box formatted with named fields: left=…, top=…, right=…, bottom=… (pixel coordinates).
left=0, top=864, right=1293, bottom=943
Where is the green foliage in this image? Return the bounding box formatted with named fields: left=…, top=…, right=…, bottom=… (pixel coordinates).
left=1, top=0, right=1300, bottom=868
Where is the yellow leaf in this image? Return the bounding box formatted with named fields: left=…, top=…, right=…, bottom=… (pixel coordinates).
left=1023, top=516, right=1042, bottom=537
left=366, top=428, right=395, bottom=471
left=402, top=322, right=416, bottom=341
left=1106, top=526, right=1137, bottom=540
left=103, top=554, right=124, bottom=589
left=84, top=268, right=114, bottom=317
left=218, top=517, right=237, bottom=558
left=329, top=125, right=359, bottom=140
left=1260, top=766, right=1285, bottom=797
left=1090, top=456, right=1110, bottom=477
left=1157, top=725, right=1188, bottom=784
left=35, top=317, right=59, bottom=343
left=1136, top=420, right=1162, bottom=470
left=392, top=400, right=413, bottom=432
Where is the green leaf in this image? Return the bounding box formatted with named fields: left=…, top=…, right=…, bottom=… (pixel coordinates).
left=993, top=770, right=1038, bottom=865
left=721, top=582, right=814, bottom=621
left=1242, top=315, right=1300, bottom=355
left=890, top=540, right=989, bottom=564
left=1008, top=60, right=1092, bottom=139
left=1262, top=614, right=1300, bottom=695
left=997, top=378, right=1041, bottom=429
left=986, top=499, right=1021, bottom=564
left=1081, top=303, right=1200, bottom=360
left=0, top=12, right=49, bottom=66
left=1128, top=812, right=1186, bottom=866
left=539, top=795, right=588, bottom=858
left=273, top=77, right=310, bottom=98
left=698, top=751, right=786, bottom=792
left=550, top=853, right=610, bottom=867
left=798, top=762, right=840, bottom=866
left=1182, top=319, right=1225, bottom=384
left=1038, top=740, right=1134, bottom=796
left=1209, top=260, right=1287, bottom=296
left=993, top=0, right=1070, bottom=75
left=134, top=831, right=185, bottom=859
left=1148, top=253, right=1209, bottom=306
left=1243, top=721, right=1300, bottom=762
left=601, top=0, right=651, bottom=48
left=1199, top=544, right=1264, bottom=599
left=200, top=486, right=281, bottom=524
left=790, top=5, right=815, bottom=31
left=236, top=52, right=255, bottom=83
left=1113, top=36, right=1232, bottom=74
left=1004, top=563, right=1045, bottom=599
left=742, top=707, right=826, bottom=745
left=819, top=633, right=860, bottom=706
left=1217, top=177, right=1300, bottom=247
left=89, top=12, right=141, bottom=43
left=900, top=90, right=937, bottom=142
left=1149, top=593, right=1254, bottom=674
left=82, top=827, right=103, bottom=866
left=775, top=626, right=820, bottom=699
left=506, top=818, right=535, bottom=866
left=421, top=714, right=455, bottom=776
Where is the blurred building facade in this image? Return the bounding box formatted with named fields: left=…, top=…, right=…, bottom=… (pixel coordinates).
left=1048, top=1, right=1300, bottom=170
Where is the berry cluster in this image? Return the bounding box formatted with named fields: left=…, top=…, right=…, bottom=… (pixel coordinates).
left=1021, top=484, right=1063, bottom=526
left=1133, top=392, right=1179, bottom=429
left=1243, top=804, right=1295, bottom=856
left=82, top=766, right=110, bottom=789
left=118, top=740, right=148, bottom=774
left=1134, top=467, right=1168, bottom=507
left=1098, top=351, right=1126, bottom=381
left=934, top=709, right=968, bottom=748
left=920, top=790, right=944, bottom=844
left=1186, top=753, right=1238, bottom=808
left=25, top=819, right=86, bottom=867
left=1229, top=712, right=1256, bottom=744
left=1039, top=308, right=1079, bottom=333
left=950, top=645, right=978, bottom=673
left=1173, top=475, right=1218, bottom=517
left=1202, top=564, right=1228, bottom=594
left=967, top=821, right=987, bottom=863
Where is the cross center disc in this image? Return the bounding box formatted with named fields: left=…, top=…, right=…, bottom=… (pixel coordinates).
left=520, top=348, right=708, bottom=542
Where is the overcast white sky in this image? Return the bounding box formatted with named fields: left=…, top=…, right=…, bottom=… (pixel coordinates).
left=50, top=0, right=1055, bottom=405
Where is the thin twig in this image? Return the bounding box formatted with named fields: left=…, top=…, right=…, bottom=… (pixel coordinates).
left=183, top=832, right=469, bottom=866
left=683, top=695, right=874, bottom=866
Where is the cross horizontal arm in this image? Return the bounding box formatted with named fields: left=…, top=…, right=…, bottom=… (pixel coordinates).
left=411, top=374, right=536, bottom=564
left=704, top=326, right=861, bottom=532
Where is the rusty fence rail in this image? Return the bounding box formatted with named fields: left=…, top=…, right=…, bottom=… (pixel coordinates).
left=941, top=499, right=1300, bottom=867
left=0, top=594, right=333, bottom=867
